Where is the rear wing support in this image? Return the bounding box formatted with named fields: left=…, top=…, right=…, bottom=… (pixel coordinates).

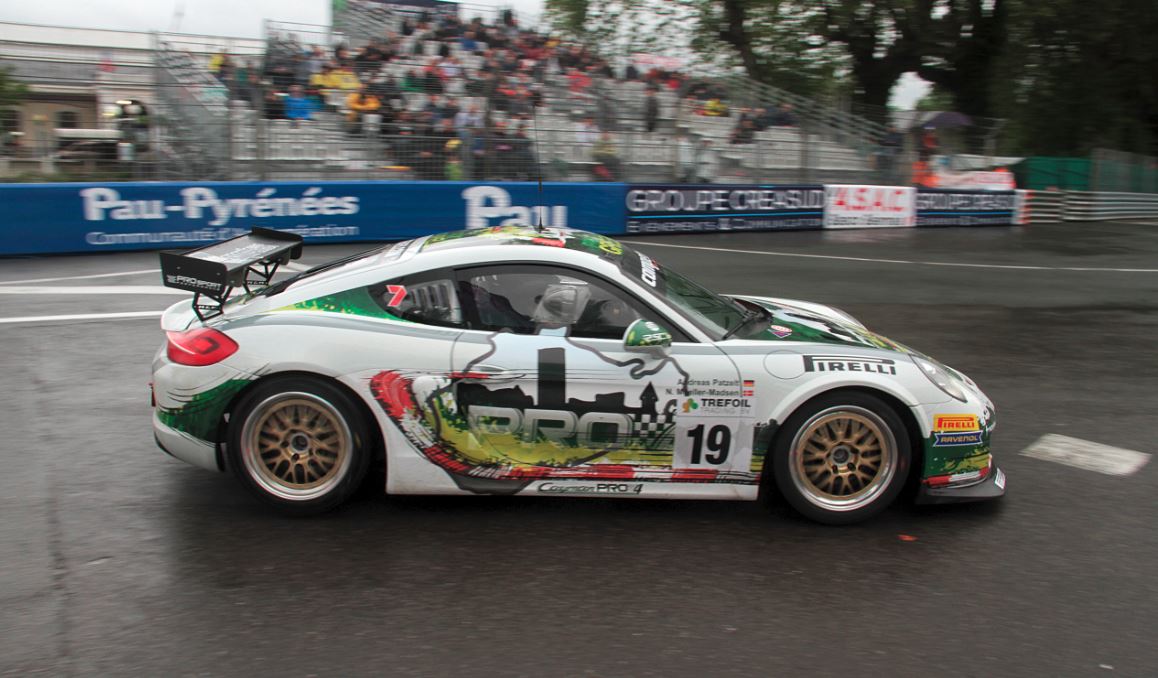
left=159, top=228, right=304, bottom=321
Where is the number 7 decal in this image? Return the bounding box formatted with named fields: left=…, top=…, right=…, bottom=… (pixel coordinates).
left=386, top=284, right=407, bottom=307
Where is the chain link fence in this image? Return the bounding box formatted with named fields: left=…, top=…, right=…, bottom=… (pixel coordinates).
left=1091, top=148, right=1158, bottom=194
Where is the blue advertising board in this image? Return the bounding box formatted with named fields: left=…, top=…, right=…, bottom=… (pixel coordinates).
left=624, top=184, right=826, bottom=233
left=915, top=189, right=1017, bottom=227
left=0, top=181, right=626, bottom=255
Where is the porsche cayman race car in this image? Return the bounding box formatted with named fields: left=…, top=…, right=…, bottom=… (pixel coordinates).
left=153, top=225, right=1004, bottom=524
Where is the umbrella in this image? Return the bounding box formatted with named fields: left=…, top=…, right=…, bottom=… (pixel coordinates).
left=923, top=111, right=973, bottom=128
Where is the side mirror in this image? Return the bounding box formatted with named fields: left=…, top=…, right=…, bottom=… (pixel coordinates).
left=623, top=318, right=672, bottom=354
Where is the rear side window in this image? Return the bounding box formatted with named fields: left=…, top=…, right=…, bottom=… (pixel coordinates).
left=370, top=270, right=464, bottom=328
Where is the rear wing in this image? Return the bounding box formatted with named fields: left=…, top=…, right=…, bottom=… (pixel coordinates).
left=160, top=227, right=303, bottom=321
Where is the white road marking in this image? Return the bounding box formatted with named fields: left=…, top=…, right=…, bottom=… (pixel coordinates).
left=0, top=311, right=164, bottom=325
left=1020, top=434, right=1151, bottom=476
left=621, top=241, right=1158, bottom=273
left=0, top=285, right=186, bottom=295
left=0, top=268, right=160, bottom=285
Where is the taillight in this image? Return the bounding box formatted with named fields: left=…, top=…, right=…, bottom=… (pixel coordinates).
left=166, top=328, right=239, bottom=366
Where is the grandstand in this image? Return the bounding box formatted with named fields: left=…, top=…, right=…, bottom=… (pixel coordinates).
left=149, top=2, right=889, bottom=184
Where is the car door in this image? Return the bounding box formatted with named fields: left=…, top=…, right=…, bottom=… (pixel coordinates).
left=444, top=263, right=753, bottom=496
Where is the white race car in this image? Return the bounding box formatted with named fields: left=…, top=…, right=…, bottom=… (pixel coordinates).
left=153, top=226, right=1004, bottom=524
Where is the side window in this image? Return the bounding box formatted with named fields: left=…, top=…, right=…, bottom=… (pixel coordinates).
left=370, top=273, right=464, bottom=328
left=460, top=265, right=665, bottom=340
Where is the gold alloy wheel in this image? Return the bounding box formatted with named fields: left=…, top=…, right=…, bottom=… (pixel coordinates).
left=240, top=392, right=352, bottom=502
left=788, top=405, right=898, bottom=512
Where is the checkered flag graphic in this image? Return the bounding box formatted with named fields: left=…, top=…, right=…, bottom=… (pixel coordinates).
left=634, top=413, right=675, bottom=450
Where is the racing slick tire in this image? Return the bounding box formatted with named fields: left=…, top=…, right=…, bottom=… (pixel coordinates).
left=226, top=376, right=372, bottom=516
left=771, top=391, right=911, bottom=525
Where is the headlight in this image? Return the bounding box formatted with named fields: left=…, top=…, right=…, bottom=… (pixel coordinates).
left=912, top=355, right=968, bottom=402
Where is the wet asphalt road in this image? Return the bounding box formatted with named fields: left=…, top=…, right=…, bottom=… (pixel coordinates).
left=1, top=221, right=1156, bottom=677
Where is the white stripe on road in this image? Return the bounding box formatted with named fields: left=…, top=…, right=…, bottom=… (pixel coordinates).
left=1020, top=434, right=1151, bottom=476
left=0, top=285, right=186, bottom=295
left=0, top=311, right=164, bottom=325
left=0, top=268, right=160, bottom=285
left=621, top=241, right=1158, bottom=273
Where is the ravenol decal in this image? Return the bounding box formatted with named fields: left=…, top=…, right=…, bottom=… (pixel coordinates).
left=932, top=414, right=983, bottom=447
left=803, top=355, right=897, bottom=375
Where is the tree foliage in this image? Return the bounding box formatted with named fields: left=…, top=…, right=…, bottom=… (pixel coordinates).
left=0, top=66, right=28, bottom=112
left=997, top=0, right=1158, bottom=154
left=545, top=0, right=1158, bottom=155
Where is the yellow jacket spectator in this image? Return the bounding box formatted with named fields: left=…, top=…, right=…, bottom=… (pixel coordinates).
left=346, top=91, right=381, bottom=122
left=704, top=98, right=728, bottom=117
left=330, top=68, right=362, bottom=90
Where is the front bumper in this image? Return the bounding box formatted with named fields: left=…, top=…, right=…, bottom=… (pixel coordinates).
left=916, top=465, right=1006, bottom=505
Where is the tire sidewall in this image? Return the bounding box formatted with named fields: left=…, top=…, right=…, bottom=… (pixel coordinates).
left=226, top=376, right=372, bottom=516
left=770, top=391, right=911, bottom=525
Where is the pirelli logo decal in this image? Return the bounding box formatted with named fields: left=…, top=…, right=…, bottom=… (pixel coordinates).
left=932, top=414, right=983, bottom=447
left=803, top=355, right=897, bottom=375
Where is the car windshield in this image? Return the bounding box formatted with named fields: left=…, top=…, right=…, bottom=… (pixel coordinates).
left=620, top=248, right=758, bottom=340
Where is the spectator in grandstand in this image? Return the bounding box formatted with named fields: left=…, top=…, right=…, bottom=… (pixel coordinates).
left=439, top=56, right=463, bottom=80
left=367, top=72, right=401, bottom=107
left=292, top=52, right=311, bottom=86
left=508, top=86, right=535, bottom=118
left=730, top=118, right=756, bottom=145
left=645, top=88, right=660, bottom=134
left=510, top=124, right=538, bottom=181
left=702, top=97, right=728, bottom=117
left=284, top=85, right=317, bottom=125
left=346, top=86, right=382, bottom=134
left=445, top=138, right=464, bottom=180
left=208, top=50, right=227, bottom=75
left=567, top=67, right=593, bottom=96
left=422, top=65, right=444, bottom=94
left=401, top=69, right=423, bottom=93
left=751, top=107, right=771, bottom=131
left=330, top=64, right=362, bottom=90
left=460, top=31, right=479, bottom=53
left=231, top=60, right=256, bottom=104
left=919, top=126, right=938, bottom=160
left=262, top=89, right=285, bottom=120
left=454, top=104, right=484, bottom=133
left=307, top=46, right=326, bottom=78
left=592, top=131, right=622, bottom=181
left=675, top=131, right=696, bottom=182
left=576, top=116, right=599, bottom=145
left=770, top=103, right=797, bottom=127
left=488, top=121, right=518, bottom=180
left=694, top=138, right=718, bottom=183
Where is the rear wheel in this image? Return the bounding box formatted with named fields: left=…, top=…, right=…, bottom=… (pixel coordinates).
left=227, top=376, right=371, bottom=515
left=772, top=392, right=910, bottom=525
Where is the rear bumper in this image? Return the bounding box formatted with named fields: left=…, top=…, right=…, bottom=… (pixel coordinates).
left=154, top=413, right=222, bottom=472
left=916, top=465, right=1006, bottom=505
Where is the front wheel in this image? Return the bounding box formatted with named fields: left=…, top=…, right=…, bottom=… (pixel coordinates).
left=227, top=376, right=372, bottom=516
left=771, top=392, right=911, bottom=525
